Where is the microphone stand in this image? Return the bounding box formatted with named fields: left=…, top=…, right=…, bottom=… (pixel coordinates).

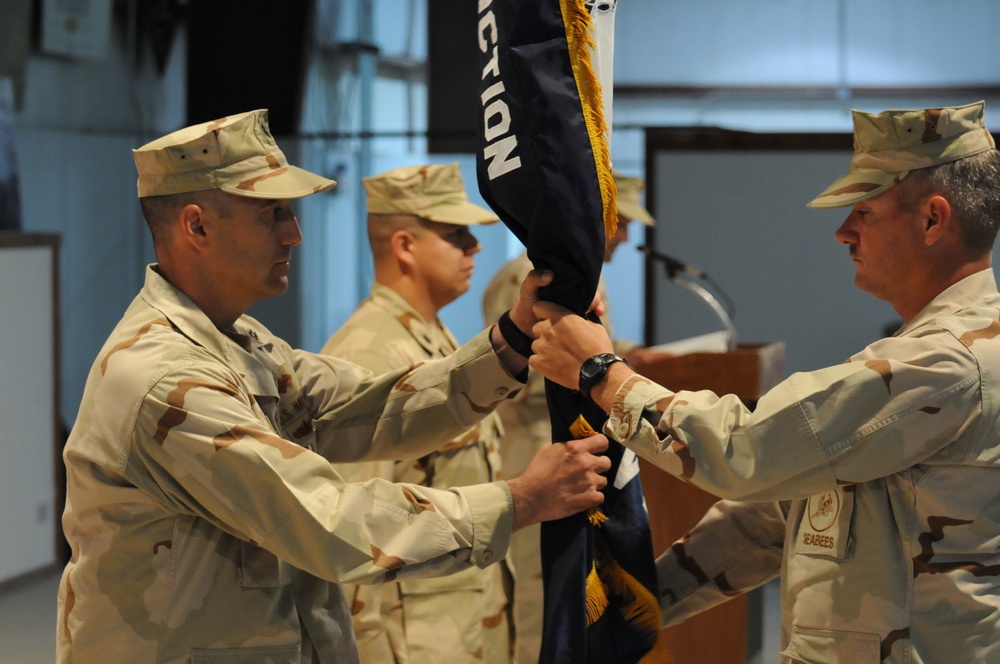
left=640, top=246, right=737, bottom=351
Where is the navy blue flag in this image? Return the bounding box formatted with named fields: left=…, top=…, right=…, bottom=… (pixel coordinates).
left=474, top=1, right=660, bottom=661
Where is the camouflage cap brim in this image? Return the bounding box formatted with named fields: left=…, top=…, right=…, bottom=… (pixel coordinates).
left=367, top=197, right=499, bottom=226
left=617, top=198, right=655, bottom=226
left=417, top=201, right=499, bottom=226
left=806, top=168, right=903, bottom=209
left=612, top=171, right=655, bottom=226
left=218, top=163, right=337, bottom=199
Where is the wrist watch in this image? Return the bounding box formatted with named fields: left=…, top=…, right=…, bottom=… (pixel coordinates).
left=578, top=353, right=628, bottom=400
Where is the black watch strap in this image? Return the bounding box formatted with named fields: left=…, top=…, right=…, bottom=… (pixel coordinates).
left=498, top=310, right=534, bottom=357
left=579, top=353, right=628, bottom=400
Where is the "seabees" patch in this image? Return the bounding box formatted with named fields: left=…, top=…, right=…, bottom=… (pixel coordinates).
left=798, top=487, right=855, bottom=558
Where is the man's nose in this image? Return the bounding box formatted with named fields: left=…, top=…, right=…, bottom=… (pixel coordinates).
left=834, top=217, right=856, bottom=245
left=283, top=216, right=303, bottom=246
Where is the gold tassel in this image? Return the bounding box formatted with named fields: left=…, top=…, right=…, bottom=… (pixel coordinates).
left=572, top=418, right=615, bottom=621
left=585, top=562, right=609, bottom=625
left=588, top=508, right=609, bottom=526
left=559, top=0, right=618, bottom=240
left=591, top=529, right=663, bottom=637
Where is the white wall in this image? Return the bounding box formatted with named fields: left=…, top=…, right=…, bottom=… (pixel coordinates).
left=0, top=242, right=58, bottom=583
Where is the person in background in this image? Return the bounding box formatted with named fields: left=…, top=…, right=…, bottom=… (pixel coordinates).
left=528, top=101, right=1000, bottom=663
left=321, top=163, right=514, bottom=663
left=55, top=110, right=611, bottom=664
left=481, top=170, right=664, bottom=663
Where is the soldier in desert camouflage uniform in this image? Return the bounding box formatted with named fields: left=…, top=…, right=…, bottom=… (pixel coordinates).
left=481, top=171, right=665, bottom=663
left=528, top=101, right=1000, bottom=663
left=55, top=109, right=611, bottom=664
left=321, top=163, right=514, bottom=663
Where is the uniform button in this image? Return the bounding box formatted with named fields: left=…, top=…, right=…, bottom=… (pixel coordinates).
left=495, top=387, right=509, bottom=398
left=482, top=550, right=494, bottom=563
left=618, top=422, right=630, bottom=438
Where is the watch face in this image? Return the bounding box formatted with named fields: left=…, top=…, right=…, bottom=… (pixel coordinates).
left=580, top=354, right=618, bottom=398
left=581, top=360, right=603, bottom=380
left=580, top=354, right=625, bottom=398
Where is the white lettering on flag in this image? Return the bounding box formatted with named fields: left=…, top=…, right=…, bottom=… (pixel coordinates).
left=478, top=1, right=522, bottom=181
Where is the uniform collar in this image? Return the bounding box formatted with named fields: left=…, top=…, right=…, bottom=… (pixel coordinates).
left=139, top=264, right=285, bottom=397
left=369, top=281, right=459, bottom=356
left=896, top=268, right=999, bottom=336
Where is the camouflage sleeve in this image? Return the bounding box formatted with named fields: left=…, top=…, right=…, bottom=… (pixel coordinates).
left=298, top=327, right=524, bottom=464
left=126, top=359, right=514, bottom=585
left=325, top=456, right=396, bottom=650
left=606, top=332, right=980, bottom=501
left=656, top=499, right=786, bottom=626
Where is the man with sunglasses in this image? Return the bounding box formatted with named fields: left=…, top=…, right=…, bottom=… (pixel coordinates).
left=321, top=163, right=515, bottom=663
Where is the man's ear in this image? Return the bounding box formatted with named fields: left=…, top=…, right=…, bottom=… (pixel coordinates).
left=178, top=203, right=210, bottom=250
left=390, top=229, right=417, bottom=269
left=923, top=194, right=952, bottom=245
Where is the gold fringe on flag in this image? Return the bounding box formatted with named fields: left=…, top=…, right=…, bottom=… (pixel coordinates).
left=568, top=416, right=663, bottom=634
left=560, top=0, right=618, bottom=240
left=588, top=528, right=663, bottom=637
left=585, top=562, right=610, bottom=625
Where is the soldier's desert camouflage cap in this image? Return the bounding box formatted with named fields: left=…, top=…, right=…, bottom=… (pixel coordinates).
left=364, top=163, right=499, bottom=225
left=613, top=171, right=655, bottom=226
left=133, top=109, right=336, bottom=199
left=808, top=101, right=995, bottom=209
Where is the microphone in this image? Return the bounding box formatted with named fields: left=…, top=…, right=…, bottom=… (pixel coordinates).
left=639, top=244, right=736, bottom=319
left=636, top=245, right=706, bottom=279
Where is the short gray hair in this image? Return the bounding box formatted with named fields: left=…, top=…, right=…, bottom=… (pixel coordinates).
left=900, top=149, right=1000, bottom=257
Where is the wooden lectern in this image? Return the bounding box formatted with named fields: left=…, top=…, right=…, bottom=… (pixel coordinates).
left=633, top=342, right=786, bottom=664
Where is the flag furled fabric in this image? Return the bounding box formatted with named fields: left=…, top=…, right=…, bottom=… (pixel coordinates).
left=475, top=1, right=660, bottom=661
left=477, top=0, right=611, bottom=312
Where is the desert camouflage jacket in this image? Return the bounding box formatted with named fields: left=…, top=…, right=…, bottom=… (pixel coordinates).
left=608, top=268, right=1000, bottom=663
left=321, top=282, right=511, bottom=663
left=56, top=265, right=521, bottom=664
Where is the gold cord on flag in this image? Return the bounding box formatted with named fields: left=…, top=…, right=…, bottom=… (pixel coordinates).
left=560, top=0, right=618, bottom=241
